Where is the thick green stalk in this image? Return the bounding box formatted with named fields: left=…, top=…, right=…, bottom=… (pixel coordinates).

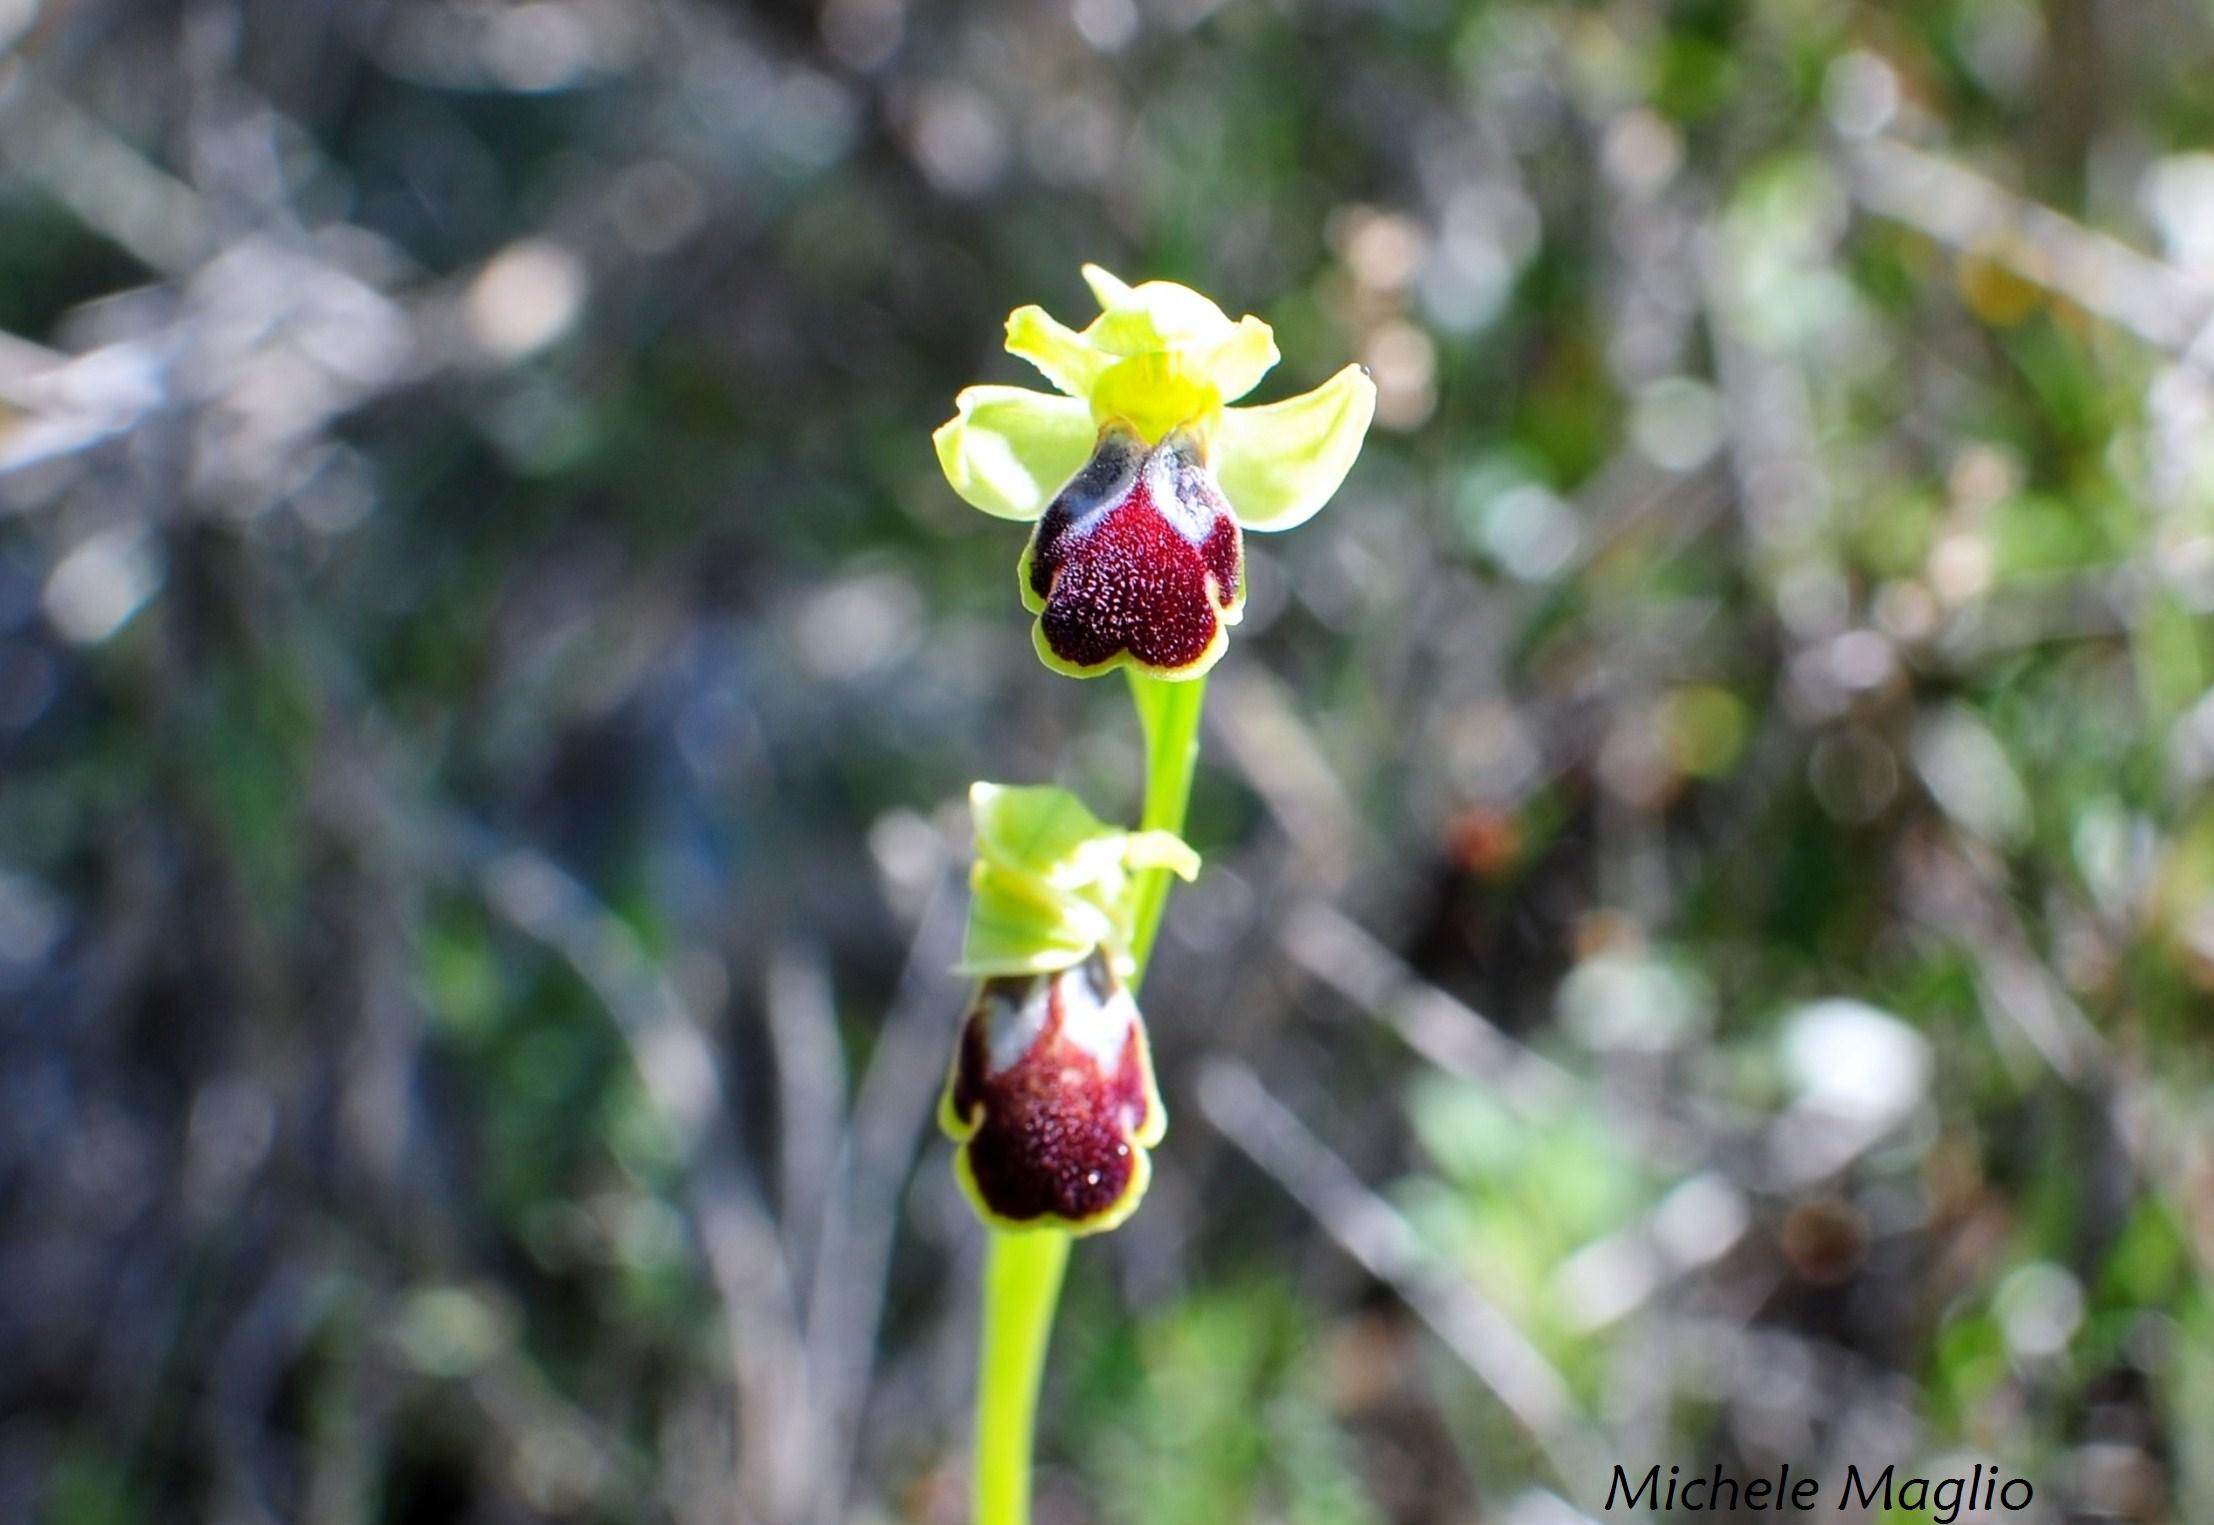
left=973, top=1226, right=1070, bottom=1525
left=969, top=668, right=1208, bottom=1525
left=1124, top=670, right=1207, bottom=981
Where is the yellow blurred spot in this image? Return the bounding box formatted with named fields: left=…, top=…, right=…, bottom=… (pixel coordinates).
left=1661, top=685, right=1749, bottom=778
left=1955, top=243, right=2044, bottom=327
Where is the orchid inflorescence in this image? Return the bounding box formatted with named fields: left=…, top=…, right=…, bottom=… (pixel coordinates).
left=925, top=267, right=1372, bottom=1524
left=931, top=268, right=1372, bottom=1234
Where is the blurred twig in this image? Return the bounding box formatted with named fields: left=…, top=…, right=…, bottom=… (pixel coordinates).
left=1278, top=900, right=1580, bottom=1119
left=1847, top=135, right=2214, bottom=367
left=479, top=848, right=817, bottom=1525
left=805, top=874, right=967, bottom=1525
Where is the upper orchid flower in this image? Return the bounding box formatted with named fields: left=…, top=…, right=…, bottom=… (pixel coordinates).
left=934, top=265, right=1376, bottom=681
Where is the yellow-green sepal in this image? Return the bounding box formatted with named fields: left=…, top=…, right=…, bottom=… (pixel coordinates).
left=1215, top=363, right=1376, bottom=531
left=932, top=385, right=1095, bottom=521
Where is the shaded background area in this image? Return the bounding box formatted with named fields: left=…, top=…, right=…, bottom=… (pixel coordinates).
left=4, top=0, right=2213, bottom=1520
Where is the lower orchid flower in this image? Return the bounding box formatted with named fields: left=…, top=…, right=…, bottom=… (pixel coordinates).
left=934, top=265, right=1376, bottom=681
left=940, top=952, right=1163, bottom=1234
left=940, top=782, right=1196, bottom=1234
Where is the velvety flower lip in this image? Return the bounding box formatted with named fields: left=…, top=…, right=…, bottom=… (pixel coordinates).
left=939, top=951, right=1164, bottom=1235
left=933, top=266, right=1375, bottom=678
left=1019, top=422, right=1242, bottom=679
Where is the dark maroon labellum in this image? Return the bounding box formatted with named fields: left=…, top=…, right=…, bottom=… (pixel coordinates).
left=1023, top=422, right=1242, bottom=677
left=942, top=951, right=1164, bottom=1232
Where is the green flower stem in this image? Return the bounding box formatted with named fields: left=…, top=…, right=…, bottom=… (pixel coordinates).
left=1124, top=670, right=1207, bottom=980
left=969, top=669, right=1208, bottom=1525
left=973, top=1226, right=1070, bottom=1525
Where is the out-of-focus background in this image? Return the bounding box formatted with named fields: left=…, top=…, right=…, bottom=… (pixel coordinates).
left=4, top=0, right=2212, bottom=1520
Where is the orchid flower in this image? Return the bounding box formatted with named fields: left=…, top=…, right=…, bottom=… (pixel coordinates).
left=934, top=266, right=1376, bottom=680
left=939, top=783, right=1196, bottom=1234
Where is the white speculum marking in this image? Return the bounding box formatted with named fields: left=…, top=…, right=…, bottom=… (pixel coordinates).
left=1049, top=424, right=1224, bottom=548
left=1145, top=430, right=1227, bottom=544
left=978, top=960, right=1136, bottom=1078
left=980, top=978, right=1053, bottom=1074
left=1057, top=970, right=1138, bottom=1071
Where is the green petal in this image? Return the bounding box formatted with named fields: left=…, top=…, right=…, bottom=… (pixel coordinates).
left=959, top=783, right=1200, bottom=976
left=1084, top=279, right=1239, bottom=357
left=1122, top=830, right=1202, bottom=881
left=1006, top=305, right=1112, bottom=397
left=1081, top=263, right=1135, bottom=310
left=1215, top=364, right=1377, bottom=531
left=1190, top=315, right=1281, bottom=403
left=932, top=386, right=1096, bottom=521
left=959, top=859, right=1112, bottom=975
left=970, top=782, right=1119, bottom=880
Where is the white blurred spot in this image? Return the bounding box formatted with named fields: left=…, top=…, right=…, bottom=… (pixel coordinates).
left=466, top=240, right=588, bottom=362
left=2143, top=154, right=2214, bottom=273
left=1502, top=1489, right=1602, bottom=1525
left=396, top=1285, right=513, bottom=1378
left=0, top=0, right=36, bottom=50
left=763, top=71, right=858, bottom=176
left=1824, top=51, right=1899, bottom=139
left=1554, top=1233, right=1660, bottom=1331
left=1652, top=1173, right=1749, bottom=1267
left=868, top=808, right=945, bottom=896
left=44, top=527, right=162, bottom=644
left=1827, top=628, right=1897, bottom=692
left=1912, top=706, right=2031, bottom=847
left=1071, top=0, right=1140, bottom=52
left=1339, top=208, right=1428, bottom=296
left=1026, top=93, right=1124, bottom=187
left=2072, top=798, right=2154, bottom=919
left=1774, top=560, right=1852, bottom=639
left=1601, top=108, right=1683, bottom=195
left=1958, top=0, right=2044, bottom=99
left=1363, top=320, right=1437, bottom=431
left=1996, top=1261, right=2083, bottom=1360
left=910, top=85, right=1007, bottom=197
left=1479, top=483, right=1581, bottom=582
left=1443, top=700, right=1541, bottom=803
left=1597, top=719, right=1672, bottom=810
left=821, top=0, right=905, bottom=71
left=1781, top=998, right=1930, bottom=1126
left=1630, top=375, right=1725, bottom=471
left=1948, top=442, right=2020, bottom=509
left=484, top=2, right=595, bottom=91
left=1872, top=578, right=1939, bottom=643
left=1558, top=953, right=1712, bottom=1053
left=1927, top=531, right=1994, bottom=605
left=2170, top=688, right=2214, bottom=790
left=1422, top=183, right=1535, bottom=335
left=0, top=871, right=66, bottom=966
left=793, top=572, right=922, bottom=681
